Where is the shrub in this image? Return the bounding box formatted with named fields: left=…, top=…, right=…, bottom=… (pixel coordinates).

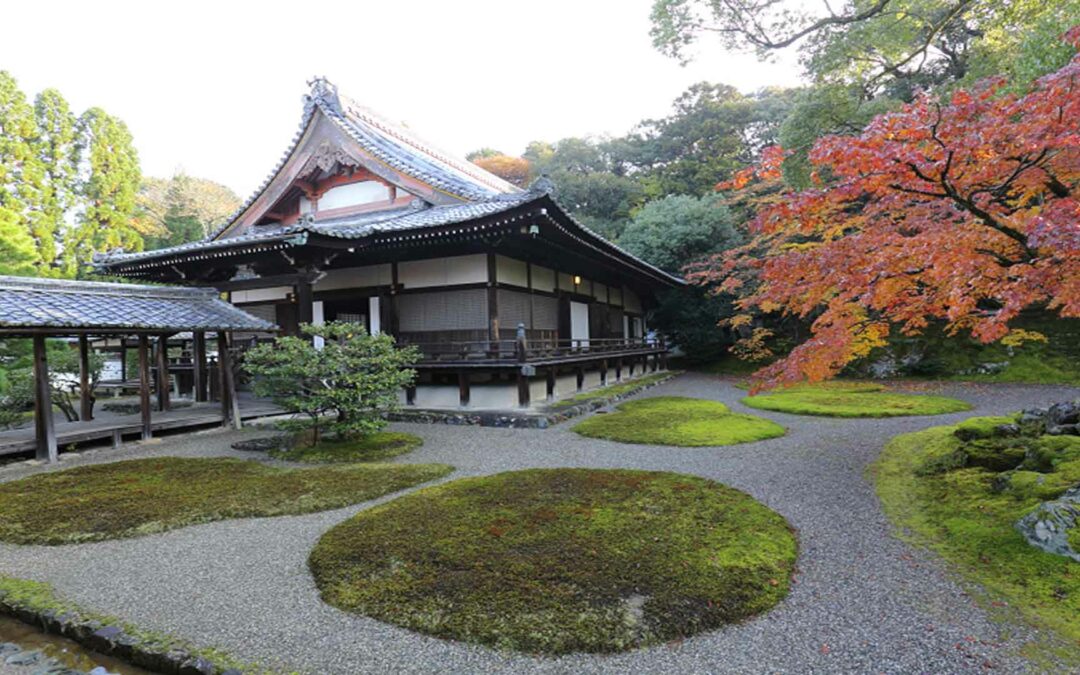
left=244, top=322, right=420, bottom=443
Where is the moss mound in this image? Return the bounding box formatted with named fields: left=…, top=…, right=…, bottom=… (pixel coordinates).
left=0, top=457, right=453, bottom=545
left=269, top=431, right=422, bottom=463
left=572, top=396, right=785, bottom=446
left=309, top=468, right=797, bottom=654
left=741, top=382, right=971, bottom=417
left=873, top=417, right=1080, bottom=654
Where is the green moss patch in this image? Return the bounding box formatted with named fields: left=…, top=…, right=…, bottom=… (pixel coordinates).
left=872, top=418, right=1080, bottom=657
left=309, top=468, right=797, bottom=654
left=572, top=396, right=786, bottom=446
left=550, top=372, right=675, bottom=409
left=741, top=383, right=971, bottom=417
left=0, top=457, right=453, bottom=545
left=269, top=431, right=422, bottom=463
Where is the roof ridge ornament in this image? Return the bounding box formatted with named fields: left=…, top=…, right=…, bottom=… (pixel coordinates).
left=306, top=76, right=342, bottom=114
left=528, top=174, right=556, bottom=195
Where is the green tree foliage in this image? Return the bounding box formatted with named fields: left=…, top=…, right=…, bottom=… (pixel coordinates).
left=618, top=195, right=743, bottom=363
left=618, top=194, right=739, bottom=273
left=0, top=71, right=45, bottom=273
left=31, top=89, right=79, bottom=272
left=140, top=173, right=241, bottom=250
left=0, top=340, right=103, bottom=426
left=244, top=322, right=420, bottom=443
left=62, top=108, right=144, bottom=276
left=523, top=138, right=643, bottom=239
left=615, top=84, right=798, bottom=197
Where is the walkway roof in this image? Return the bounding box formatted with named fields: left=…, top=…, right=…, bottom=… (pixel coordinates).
left=0, top=276, right=277, bottom=336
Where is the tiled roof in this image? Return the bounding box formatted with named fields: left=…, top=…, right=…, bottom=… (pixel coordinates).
left=95, top=192, right=537, bottom=266
left=202, top=79, right=518, bottom=243
left=0, top=276, right=277, bottom=333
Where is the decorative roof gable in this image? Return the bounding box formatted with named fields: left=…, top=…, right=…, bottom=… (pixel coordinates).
left=213, top=79, right=520, bottom=241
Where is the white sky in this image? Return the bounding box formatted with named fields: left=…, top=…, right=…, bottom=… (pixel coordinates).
left=0, top=0, right=804, bottom=197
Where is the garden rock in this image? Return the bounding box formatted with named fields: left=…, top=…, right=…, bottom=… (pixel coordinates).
left=5, top=650, right=43, bottom=666
left=1015, top=485, right=1080, bottom=562
left=1047, top=423, right=1080, bottom=436
left=230, top=436, right=290, bottom=452
left=1048, top=400, right=1080, bottom=426
left=0, top=643, right=18, bottom=656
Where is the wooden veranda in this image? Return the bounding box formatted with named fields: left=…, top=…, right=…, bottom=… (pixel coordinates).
left=0, top=276, right=277, bottom=462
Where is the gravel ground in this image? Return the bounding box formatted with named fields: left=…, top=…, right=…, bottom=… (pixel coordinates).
left=0, top=374, right=1076, bottom=674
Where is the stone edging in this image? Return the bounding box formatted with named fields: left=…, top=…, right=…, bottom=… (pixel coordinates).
left=0, top=597, right=242, bottom=675
left=386, top=371, right=679, bottom=429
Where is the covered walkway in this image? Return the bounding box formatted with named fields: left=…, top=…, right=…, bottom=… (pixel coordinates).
left=0, top=276, right=276, bottom=462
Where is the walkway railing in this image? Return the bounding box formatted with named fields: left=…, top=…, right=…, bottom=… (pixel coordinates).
left=398, top=336, right=666, bottom=365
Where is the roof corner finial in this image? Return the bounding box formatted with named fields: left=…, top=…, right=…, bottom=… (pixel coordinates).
left=306, top=76, right=342, bottom=113
left=528, top=174, right=556, bottom=195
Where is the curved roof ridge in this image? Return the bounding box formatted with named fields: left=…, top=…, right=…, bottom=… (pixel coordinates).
left=335, top=92, right=520, bottom=195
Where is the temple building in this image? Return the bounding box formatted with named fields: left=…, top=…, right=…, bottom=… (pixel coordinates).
left=96, top=79, right=681, bottom=409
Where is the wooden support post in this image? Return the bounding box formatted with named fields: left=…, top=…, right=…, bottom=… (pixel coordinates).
left=486, top=252, right=499, bottom=348
left=458, top=370, right=470, bottom=408
left=660, top=352, right=668, bottom=370
left=576, top=366, right=585, bottom=392
left=389, top=263, right=401, bottom=336
left=155, top=334, right=170, bottom=411
left=78, top=335, right=93, bottom=421
left=546, top=368, right=557, bottom=401
left=599, top=359, right=608, bottom=386
left=32, top=335, right=57, bottom=463
left=137, top=335, right=152, bottom=441
left=517, top=370, right=530, bottom=409
left=629, top=357, right=636, bottom=377
left=296, top=279, right=314, bottom=336
left=119, top=343, right=128, bottom=382
left=218, top=333, right=241, bottom=429
left=193, top=331, right=207, bottom=402
left=615, top=358, right=623, bottom=382
left=405, top=384, right=417, bottom=406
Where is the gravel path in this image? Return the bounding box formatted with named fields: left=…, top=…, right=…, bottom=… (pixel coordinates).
left=0, top=374, right=1076, bottom=674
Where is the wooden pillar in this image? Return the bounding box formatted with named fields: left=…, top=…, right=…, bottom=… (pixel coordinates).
left=32, top=335, right=57, bottom=463
left=193, top=331, right=208, bottom=402
left=119, top=343, right=128, bottom=381
left=576, top=366, right=585, bottom=392
left=546, top=368, right=557, bottom=401
left=651, top=353, right=659, bottom=373
left=137, top=335, right=152, bottom=441
left=296, top=279, right=314, bottom=335
left=660, top=352, right=668, bottom=370
left=389, top=263, right=401, bottom=336
left=155, top=334, right=170, bottom=411
left=516, top=370, right=530, bottom=409
left=599, top=359, right=608, bottom=386
left=218, top=333, right=241, bottom=429
left=405, top=384, right=417, bottom=406
left=78, top=335, right=93, bottom=422
left=615, top=357, right=623, bottom=382
left=486, top=252, right=499, bottom=345
left=458, top=370, right=470, bottom=408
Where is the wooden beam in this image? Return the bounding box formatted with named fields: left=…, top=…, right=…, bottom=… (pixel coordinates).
left=218, top=333, right=242, bottom=429
left=156, top=334, right=171, bottom=411
left=32, top=335, right=57, bottom=462
left=193, top=331, right=208, bottom=402
left=137, top=335, right=152, bottom=440
left=78, top=335, right=93, bottom=421
left=211, top=273, right=304, bottom=293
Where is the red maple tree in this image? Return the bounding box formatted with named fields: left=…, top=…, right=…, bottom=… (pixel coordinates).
left=691, top=28, right=1080, bottom=389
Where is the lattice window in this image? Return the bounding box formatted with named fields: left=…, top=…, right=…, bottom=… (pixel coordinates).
left=398, top=289, right=488, bottom=331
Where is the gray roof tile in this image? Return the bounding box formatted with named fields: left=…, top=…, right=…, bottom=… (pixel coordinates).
left=0, top=277, right=277, bottom=333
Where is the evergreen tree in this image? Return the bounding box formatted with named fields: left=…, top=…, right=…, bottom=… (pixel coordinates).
left=0, top=71, right=44, bottom=272
left=64, top=107, right=144, bottom=276
left=30, top=89, right=79, bottom=273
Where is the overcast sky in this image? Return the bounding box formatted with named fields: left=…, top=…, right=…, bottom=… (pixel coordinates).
left=1, top=0, right=804, bottom=197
